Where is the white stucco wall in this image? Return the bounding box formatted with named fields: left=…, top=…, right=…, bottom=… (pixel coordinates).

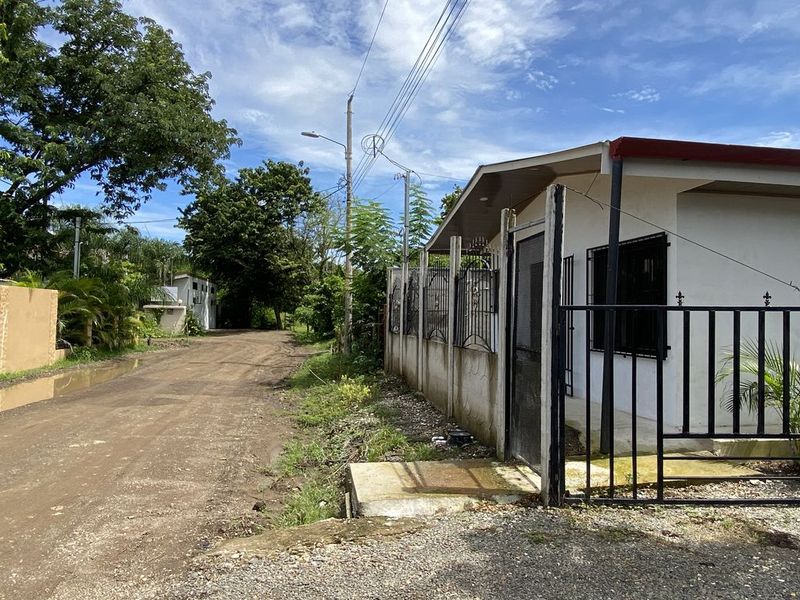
left=676, top=192, right=800, bottom=432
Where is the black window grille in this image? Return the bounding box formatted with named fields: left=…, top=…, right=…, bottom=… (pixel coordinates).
left=424, top=267, right=449, bottom=342
left=404, top=269, right=420, bottom=335
left=455, top=252, right=499, bottom=352
left=563, top=254, right=575, bottom=395
left=589, top=232, right=668, bottom=356
left=389, top=276, right=401, bottom=334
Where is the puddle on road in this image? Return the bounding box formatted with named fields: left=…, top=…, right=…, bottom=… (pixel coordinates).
left=0, top=359, right=140, bottom=413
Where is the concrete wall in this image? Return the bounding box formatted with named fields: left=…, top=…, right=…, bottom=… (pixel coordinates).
left=0, top=285, right=58, bottom=373
left=387, top=332, right=500, bottom=448
left=422, top=339, right=448, bottom=414
left=159, top=306, right=187, bottom=334
left=452, top=347, right=499, bottom=448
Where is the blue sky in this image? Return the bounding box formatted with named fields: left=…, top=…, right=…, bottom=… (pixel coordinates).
left=53, top=0, right=800, bottom=241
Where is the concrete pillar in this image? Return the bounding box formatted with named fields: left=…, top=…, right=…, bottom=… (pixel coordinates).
left=384, top=267, right=392, bottom=373
left=539, top=184, right=565, bottom=506
left=494, top=208, right=516, bottom=459
left=399, top=263, right=406, bottom=378
left=447, top=236, right=462, bottom=419
left=418, top=250, right=427, bottom=394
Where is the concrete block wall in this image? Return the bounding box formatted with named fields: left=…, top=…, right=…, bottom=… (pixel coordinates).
left=0, top=285, right=59, bottom=373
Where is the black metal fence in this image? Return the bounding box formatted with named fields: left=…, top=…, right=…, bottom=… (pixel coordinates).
left=455, top=250, right=500, bottom=352
left=388, top=275, right=401, bottom=334
left=554, top=304, right=800, bottom=505
left=424, top=267, right=449, bottom=342
left=404, top=268, right=420, bottom=335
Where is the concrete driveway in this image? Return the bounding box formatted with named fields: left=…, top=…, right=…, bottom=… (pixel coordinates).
left=0, top=330, right=305, bottom=600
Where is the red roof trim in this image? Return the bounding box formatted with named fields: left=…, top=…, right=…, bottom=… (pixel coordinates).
left=609, top=136, right=800, bottom=168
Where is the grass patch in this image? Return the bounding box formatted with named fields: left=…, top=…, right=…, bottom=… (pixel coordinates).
left=279, top=481, right=339, bottom=527
left=527, top=530, right=557, bottom=544
left=269, top=339, right=446, bottom=527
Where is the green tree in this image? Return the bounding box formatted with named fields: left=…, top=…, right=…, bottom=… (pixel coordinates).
left=437, top=184, right=463, bottom=222
left=348, top=198, right=399, bottom=359
left=408, top=184, right=435, bottom=256
left=180, top=161, right=321, bottom=328
left=0, top=0, right=237, bottom=275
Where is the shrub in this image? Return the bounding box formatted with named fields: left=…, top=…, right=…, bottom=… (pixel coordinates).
left=336, top=375, right=372, bottom=406
left=183, top=311, right=204, bottom=336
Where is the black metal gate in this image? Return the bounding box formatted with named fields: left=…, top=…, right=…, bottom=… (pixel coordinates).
left=552, top=303, right=800, bottom=506
left=508, top=233, right=545, bottom=468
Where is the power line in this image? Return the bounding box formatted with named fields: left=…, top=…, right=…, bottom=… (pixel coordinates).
left=352, top=0, right=470, bottom=190
left=414, top=170, right=465, bottom=182
left=125, top=217, right=178, bottom=224
left=563, top=185, right=800, bottom=295
left=351, top=0, right=390, bottom=95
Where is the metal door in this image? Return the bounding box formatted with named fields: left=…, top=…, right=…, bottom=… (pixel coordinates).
left=509, top=233, right=545, bottom=468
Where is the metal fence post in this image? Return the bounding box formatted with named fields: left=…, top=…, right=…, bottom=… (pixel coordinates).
left=447, top=236, right=462, bottom=419
left=495, top=208, right=515, bottom=459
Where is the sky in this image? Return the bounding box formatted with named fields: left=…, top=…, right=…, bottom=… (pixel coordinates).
left=53, top=0, right=800, bottom=241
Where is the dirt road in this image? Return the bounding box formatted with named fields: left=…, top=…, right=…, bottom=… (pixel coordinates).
left=0, top=330, right=306, bottom=600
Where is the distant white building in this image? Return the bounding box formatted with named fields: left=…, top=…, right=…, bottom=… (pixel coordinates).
left=174, top=273, right=218, bottom=330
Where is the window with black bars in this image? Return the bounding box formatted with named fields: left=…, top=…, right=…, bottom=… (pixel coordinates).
left=588, top=232, right=668, bottom=356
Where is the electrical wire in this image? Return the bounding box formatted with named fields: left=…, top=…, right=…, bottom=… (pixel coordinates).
left=562, top=184, right=800, bottom=295
left=351, top=0, right=390, bottom=95
left=352, top=0, right=470, bottom=190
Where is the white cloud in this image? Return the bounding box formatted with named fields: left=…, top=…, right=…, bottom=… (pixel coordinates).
left=601, top=107, right=625, bottom=114
left=756, top=131, right=800, bottom=148
left=617, top=86, right=660, bottom=103
left=526, top=70, right=558, bottom=90
left=692, top=64, right=800, bottom=97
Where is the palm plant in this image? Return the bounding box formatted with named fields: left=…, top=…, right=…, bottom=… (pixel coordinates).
left=716, top=339, right=800, bottom=433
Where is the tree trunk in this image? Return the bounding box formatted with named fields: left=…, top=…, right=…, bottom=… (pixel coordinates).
left=273, top=306, right=282, bottom=330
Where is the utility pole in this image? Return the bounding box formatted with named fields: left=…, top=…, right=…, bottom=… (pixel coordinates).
left=343, top=94, right=354, bottom=355
left=72, top=216, right=82, bottom=279
left=398, top=168, right=411, bottom=373
left=402, top=168, right=410, bottom=276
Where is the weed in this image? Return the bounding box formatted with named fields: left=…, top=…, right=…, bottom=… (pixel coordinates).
left=403, top=443, right=442, bottom=462
left=365, top=427, right=408, bottom=461
left=595, top=526, right=640, bottom=543
left=277, top=440, right=332, bottom=477
left=279, top=481, right=339, bottom=527
left=527, top=530, right=557, bottom=544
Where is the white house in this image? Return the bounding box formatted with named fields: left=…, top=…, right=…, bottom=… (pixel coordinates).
left=386, top=137, right=800, bottom=487
left=174, top=273, right=218, bottom=330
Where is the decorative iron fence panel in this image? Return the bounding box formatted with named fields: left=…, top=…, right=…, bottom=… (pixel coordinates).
left=455, top=251, right=499, bottom=352
left=424, top=267, right=449, bottom=342
left=554, top=303, right=800, bottom=506
left=388, top=275, right=401, bottom=334
left=404, top=268, right=420, bottom=335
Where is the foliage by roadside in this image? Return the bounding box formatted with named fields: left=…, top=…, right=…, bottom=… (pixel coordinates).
left=269, top=347, right=447, bottom=528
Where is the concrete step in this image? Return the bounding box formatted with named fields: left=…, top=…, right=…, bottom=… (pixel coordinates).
left=348, top=459, right=540, bottom=518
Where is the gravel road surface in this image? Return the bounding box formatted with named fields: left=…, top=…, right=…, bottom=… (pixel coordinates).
left=170, top=503, right=800, bottom=600
left=0, top=330, right=306, bottom=600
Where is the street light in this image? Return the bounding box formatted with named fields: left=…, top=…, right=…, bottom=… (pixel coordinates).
left=300, top=95, right=354, bottom=355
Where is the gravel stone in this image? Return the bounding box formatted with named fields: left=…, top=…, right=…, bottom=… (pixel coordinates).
left=167, top=503, right=800, bottom=599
